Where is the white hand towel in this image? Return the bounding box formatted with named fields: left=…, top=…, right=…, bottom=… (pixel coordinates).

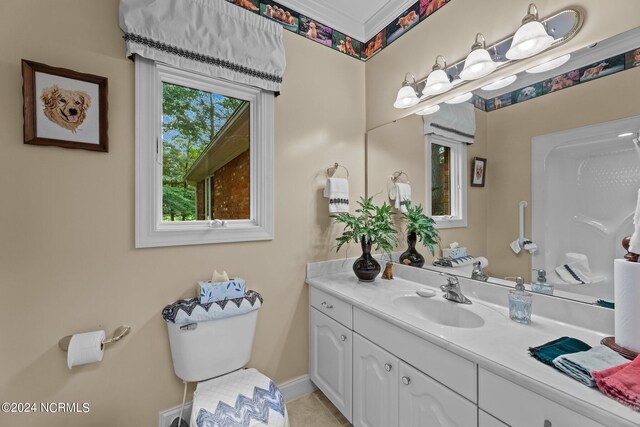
left=555, top=253, right=593, bottom=284
left=323, top=178, right=349, bottom=216
left=629, top=188, right=640, bottom=253
left=390, top=183, right=411, bottom=213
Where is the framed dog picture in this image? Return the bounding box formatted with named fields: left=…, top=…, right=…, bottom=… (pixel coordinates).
left=471, top=157, right=486, bottom=187
left=22, top=60, right=108, bottom=152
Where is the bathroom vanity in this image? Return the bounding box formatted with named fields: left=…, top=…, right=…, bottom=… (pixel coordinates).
left=306, top=260, right=640, bottom=427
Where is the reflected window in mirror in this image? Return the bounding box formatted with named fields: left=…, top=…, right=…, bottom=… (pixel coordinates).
left=135, top=57, right=274, bottom=248
left=425, top=135, right=467, bottom=228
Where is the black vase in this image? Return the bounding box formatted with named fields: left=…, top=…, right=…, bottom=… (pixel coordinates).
left=353, top=237, right=381, bottom=282
left=399, top=232, right=425, bottom=268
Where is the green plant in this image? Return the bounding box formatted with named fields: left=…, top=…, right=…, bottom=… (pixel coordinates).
left=334, top=197, right=399, bottom=255
left=402, top=203, right=440, bottom=255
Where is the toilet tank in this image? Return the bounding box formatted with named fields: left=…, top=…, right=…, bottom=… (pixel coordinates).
left=166, top=309, right=259, bottom=382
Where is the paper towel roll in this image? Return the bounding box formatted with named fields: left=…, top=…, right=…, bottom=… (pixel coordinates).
left=67, top=330, right=105, bottom=369
left=614, top=259, right=640, bottom=353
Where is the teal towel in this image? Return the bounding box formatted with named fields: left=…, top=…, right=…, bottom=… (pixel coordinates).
left=596, top=300, right=615, bottom=309
left=528, top=337, right=592, bottom=367
left=552, top=345, right=629, bottom=387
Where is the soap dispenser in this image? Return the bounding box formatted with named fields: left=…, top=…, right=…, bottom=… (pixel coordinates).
left=508, top=277, right=532, bottom=324
left=531, top=269, right=553, bottom=295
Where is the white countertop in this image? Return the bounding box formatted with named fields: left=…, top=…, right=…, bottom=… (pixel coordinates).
left=306, top=261, right=640, bottom=427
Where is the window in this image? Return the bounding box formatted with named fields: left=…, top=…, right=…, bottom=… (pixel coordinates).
left=425, top=135, right=467, bottom=228
left=135, top=57, right=274, bottom=248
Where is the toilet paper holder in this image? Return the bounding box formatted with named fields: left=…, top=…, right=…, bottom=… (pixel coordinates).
left=58, top=326, right=131, bottom=352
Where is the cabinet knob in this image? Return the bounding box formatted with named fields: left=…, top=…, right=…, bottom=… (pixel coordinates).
left=384, top=363, right=392, bottom=372
left=401, top=376, right=411, bottom=385
left=543, top=421, right=552, bottom=427
left=321, top=301, right=334, bottom=309
left=340, top=335, right=347, bottom=342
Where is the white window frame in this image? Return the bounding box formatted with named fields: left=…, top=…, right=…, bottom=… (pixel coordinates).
left=425, top=134, right=467, bottom=229
left=135, top=56, right=274, bottom=248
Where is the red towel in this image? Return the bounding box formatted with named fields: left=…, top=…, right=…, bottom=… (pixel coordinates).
left=592, top=355, right=640, bottom=411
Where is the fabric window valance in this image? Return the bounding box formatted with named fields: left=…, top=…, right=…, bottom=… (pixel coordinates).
left=423, top=102, right=476, bottom=144
left=119, top=0, right=286, bottom=92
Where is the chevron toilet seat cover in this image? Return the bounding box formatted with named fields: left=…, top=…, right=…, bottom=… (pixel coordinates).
left=192, top=368, right=288, bottom=427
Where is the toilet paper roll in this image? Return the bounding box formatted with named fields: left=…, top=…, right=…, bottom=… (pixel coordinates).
left=614, top=259, right=640, bottom=353
left=67, top=330, right=105, bottom=369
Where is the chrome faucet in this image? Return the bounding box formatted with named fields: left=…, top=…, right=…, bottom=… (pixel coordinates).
left=440, top=273, right=472, bottom=304
left=471, top=261, right=488, bottom=282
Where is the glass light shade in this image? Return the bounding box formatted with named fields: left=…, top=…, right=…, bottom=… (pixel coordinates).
left=481, top=75, right=518, bottom=91
left=422, top=69, right=452, bottom=96
left=445, top=92, right=473, bottom=104
left=526, top=54, right=571, bottom=73
left=415, top=105, right=440, bottom=116
left=506, top=21, right=554, bottom=60
left=394, top=85, right=419, bottom=109
left=459, top=49, right=497, bottom=80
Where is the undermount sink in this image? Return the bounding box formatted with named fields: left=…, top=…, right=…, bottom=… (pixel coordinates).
left=393, top=295, right=485, bottom=329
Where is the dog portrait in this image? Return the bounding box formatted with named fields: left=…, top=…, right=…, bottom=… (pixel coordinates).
left=226, top=0, right=258, bottom=12
left=41, top=85, right=91, bottom=133
left=22, top=60, right=108, bottom=152
left=260, top=1, right=298, bottom=32
left=332, top=32, right=361, bottom=58
left=471, top=157, right=486, bottom=187
left=625, top=48, right=640, bottom=69
left=580, top=55, right=625, bottom=83
left=300, top=16, right=332, bottom=47
left=516, top=86, right=537, bottom=102
left=387, top=4, right=420, bottom=45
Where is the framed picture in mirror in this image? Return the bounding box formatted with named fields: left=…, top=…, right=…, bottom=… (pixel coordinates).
left=471, top=157, right=486, bottom=187
left=22, top=60, right=108, bottom=152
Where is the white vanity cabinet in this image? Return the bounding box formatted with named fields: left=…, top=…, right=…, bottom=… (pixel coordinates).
left=479, top=369, right=605, bottom=427
left=309, top=287, right=353, bottom=422
left=309, top=283, right=611, bottom=427
left=309, top=308, right=352, bottom=422
left=353, top=334, right=399, bottom=427
left=399, top=362, right=478, bottom=427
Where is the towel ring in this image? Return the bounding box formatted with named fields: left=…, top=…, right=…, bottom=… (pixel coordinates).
left=326, top=163, right=349, bottom=178
left=391, top=171, right=409, bottom=183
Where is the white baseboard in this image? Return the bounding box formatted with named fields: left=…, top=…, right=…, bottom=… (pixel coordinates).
left=278, top=374, right=317, bottom=402
left=159, top=401, right=192, bottom=427
left=158, top=374, right=316, bottom=426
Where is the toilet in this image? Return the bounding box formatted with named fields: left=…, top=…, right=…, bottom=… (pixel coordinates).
left=166, top=302, right=289, bottom=427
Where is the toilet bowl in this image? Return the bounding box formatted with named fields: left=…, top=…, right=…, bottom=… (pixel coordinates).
left=165, top=297, right=288, bottom=426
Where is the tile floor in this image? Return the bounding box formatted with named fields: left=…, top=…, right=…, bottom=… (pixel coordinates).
left=287, top=390, right=351, bottom=426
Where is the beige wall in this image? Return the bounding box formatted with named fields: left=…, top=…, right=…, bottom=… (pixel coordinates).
left=0, top=1, right=365, bottom=425
left=365, top=0, right=640, bottom=130
left=486, top=66, right=640, bottom=282
left=366, top=110, right=488, bottom=262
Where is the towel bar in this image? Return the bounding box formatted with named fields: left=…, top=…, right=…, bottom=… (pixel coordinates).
left=391, top=171, right=409, bottom=183
left=326, top=163, right=349, bottom=178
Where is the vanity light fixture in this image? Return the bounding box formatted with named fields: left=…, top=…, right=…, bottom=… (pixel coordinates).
left=506, top=3, right=554, bottom=60
left=423, top=55, right=453, bottom=96
left=445, top=92, right=473, bottom=104
left=394, top=73, right=420, bottom=109
left=526, top=54, right=571, bottom=73
left=459, top=34, right=497, bottom=81
left=481, top=75, right=518, bottom=91
left=415, top=105, right=440, bottom=116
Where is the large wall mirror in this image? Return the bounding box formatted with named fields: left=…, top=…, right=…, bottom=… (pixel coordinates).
left=366, top=26, right=640, bottom=305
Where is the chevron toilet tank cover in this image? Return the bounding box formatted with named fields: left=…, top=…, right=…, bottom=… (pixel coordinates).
left=192, top=368, right=288, bottom=427
left=162, top=290, right=263, bottom=325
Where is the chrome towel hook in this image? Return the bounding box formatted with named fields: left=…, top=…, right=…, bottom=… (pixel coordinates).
left=326, top=162, right=349, bottom=178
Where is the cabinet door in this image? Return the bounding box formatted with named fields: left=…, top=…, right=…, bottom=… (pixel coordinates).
left=399, top=362, right=477, bottom=427
left=479, top=410, right=508, bottom=427
left=353, top=334, right=399, bottom=427
left=309, top=307, right=353, bottom=422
